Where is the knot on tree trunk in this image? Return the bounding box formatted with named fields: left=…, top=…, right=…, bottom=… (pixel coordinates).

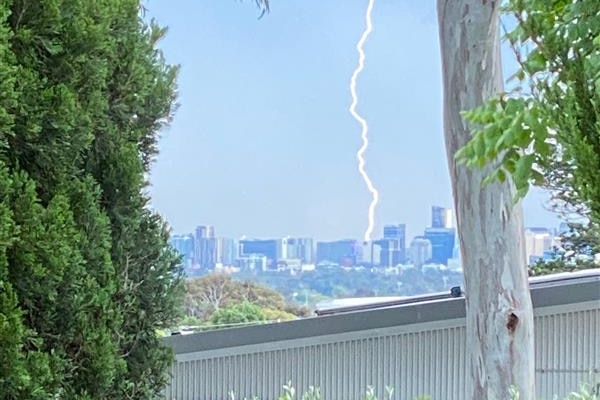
left=506, top=312, right=519, bottom=333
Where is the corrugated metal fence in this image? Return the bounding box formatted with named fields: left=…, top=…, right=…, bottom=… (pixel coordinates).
left=164, top=272, right=600, bottom=400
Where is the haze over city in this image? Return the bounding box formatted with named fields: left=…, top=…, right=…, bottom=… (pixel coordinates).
left=147, top=0, right=560, bottom=241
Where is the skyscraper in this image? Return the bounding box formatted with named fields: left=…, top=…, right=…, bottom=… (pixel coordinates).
left=297, top=238, right=314, bottom=263
left=524, top=228, right=554, bottom=264
left=377, top=224, right=406, bottom=267
left=216, top=237, right=237, bottom=266
left=194, top=225, right=217, bottom=269
left=281, top=237, right=314, bottom=263
left=195, top=225, right=215, bottom=239
left=169, top=234, right=194, bottom=268
left=409, top=236, right=432, bottom=268
left=431, top=206, right=453, bottom=229
left=423, top=227, right=456, bottom=265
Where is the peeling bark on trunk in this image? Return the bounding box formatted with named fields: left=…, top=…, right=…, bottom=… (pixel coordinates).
left=436, top=1, right=535, bottom=399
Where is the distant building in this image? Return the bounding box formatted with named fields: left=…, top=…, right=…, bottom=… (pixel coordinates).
left=194, top=225, right=217, bottom=269
left=237, top=254, right=267, bottom=271
left=424, top=227, right=456, bottom=266
left=431, top=206, right=453, bottom=229
left=195, top=225, right=214, bottom=238
left=216, top=238, right=237, bottom=266
left=525, top=228, right=554, bottom=265
left=276, top=258, right=302, bottom=272
left=239, top=239, right=280, bottom=268
left=316, top=239, right=361, bottom=266
left=377, top=239, right=404, bottom=267
left=359, top=241, right=379, bottom=266
left=409, top=236, right=432, bottom=268
left=377, top=224, right=406, bottom=267
left=281, top=237, right=314, bottom=263
left=170, top=234, right=194, bottom=268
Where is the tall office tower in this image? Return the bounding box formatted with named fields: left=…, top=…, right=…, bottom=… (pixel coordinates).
left=281, top=237, right=314, bottom=263
left=316, top=239, right=361, bottom=266
left=216, top=237, right=237, bottom=266
left=423, top=227, right=456, bottom=265
left=169, top=234, right=195, bottom=268
left=409, top=236, right=432, bottom=268
left=360, top=241, right=380, bottom=266
left=281, top=236, right=314, bottom=264
left=431, top=206, right=453, bottom=229
left=195, top=225, right=215, bottom=239
left=194, top=225, right=217, bottom=269
left=239, top=239, right=280, bottom=269
left=525, top=227, right=554, bottom=264
left=297, top=238, right=315, bottom=263
left=378, top=224, right=406, bottom=267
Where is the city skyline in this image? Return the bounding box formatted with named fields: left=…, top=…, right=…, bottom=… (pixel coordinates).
left=171, top=204, right=560, bottom=272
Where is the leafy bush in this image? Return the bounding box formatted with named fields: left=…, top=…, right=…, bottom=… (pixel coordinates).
left=261, top=307, right=297, bottom=322
left=210, top=302, right=266, bottom=326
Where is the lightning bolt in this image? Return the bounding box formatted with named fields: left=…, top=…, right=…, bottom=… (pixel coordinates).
left=349, top=0, right=378, bottom=243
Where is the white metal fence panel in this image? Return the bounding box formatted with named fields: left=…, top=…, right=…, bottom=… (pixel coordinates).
left=164, top=302, right=599, bottom=400
left=535, top=304, right=600, bottom=400
left=165, top=323, right=467, bottom=400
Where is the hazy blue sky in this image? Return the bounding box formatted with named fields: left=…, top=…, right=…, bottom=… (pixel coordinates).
left=146, top=0, right=559, bottom=241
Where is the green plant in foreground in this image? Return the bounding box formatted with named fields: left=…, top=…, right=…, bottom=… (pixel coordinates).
left=278, top=381, right=321, bottom=400
left=508, top=384, right=599, bottom=400
left=226, top=382, right=598, bottom=400
left=228, top=382, right=397, bottom=400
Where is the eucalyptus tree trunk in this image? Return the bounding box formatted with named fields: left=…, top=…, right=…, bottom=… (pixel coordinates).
left=436, top=2, right=535, bottom=399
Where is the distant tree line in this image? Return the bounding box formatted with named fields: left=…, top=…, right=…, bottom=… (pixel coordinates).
left=182, top=274, right=310, bottom=328
left=233, top=267, right=464, bottom=310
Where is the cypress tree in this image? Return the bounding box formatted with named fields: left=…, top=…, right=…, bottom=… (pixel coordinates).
left=0, top=1, right=182, bottom=398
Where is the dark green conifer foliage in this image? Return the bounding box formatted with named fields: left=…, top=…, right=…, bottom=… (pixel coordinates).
left=0, top=1, right=181, bottom=398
